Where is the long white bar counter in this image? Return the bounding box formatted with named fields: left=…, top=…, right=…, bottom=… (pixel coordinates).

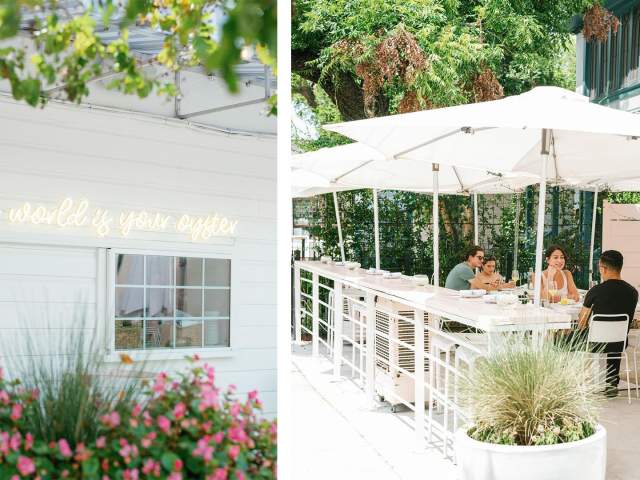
left=295, top=260, right=571, bottom=333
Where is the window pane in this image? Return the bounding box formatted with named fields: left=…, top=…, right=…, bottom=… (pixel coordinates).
left=145, top=319, right=173, bottom=348
left=205, top=319, right=229, bottom=347
left=176, top=289, right=203, bottom=317
left=116, top=254, right=143, bottom=285
left=116, top=287, right=144, bottom=318
left=205, top=259, right=231, bottom=286
left=204, top=290, right=230, bottom=317
left=176, top=320, right=203, bottom=348
left=146, top=256, right=174, bottom=286
left=115, top=320, right=143, bottom=350
left=146, top=288, right=174, bottom=317
left=176, top=257, right=203, bottom=286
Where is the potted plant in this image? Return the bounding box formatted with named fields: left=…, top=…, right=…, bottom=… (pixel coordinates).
left=455, top=338, right=607, bottom=480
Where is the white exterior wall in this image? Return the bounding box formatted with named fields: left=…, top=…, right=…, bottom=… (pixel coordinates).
left=603, top=202, right=640, bottom=292
left=0, top=98, right=277, bottom=414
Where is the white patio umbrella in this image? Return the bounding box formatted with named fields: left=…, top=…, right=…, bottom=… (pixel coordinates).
left=293, top=142, right=538, bottom=281
left=325, top=86, right=640, bottom=305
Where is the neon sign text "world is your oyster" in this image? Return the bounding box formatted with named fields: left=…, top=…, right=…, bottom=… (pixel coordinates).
left=4, top=198, right=238, bottom=241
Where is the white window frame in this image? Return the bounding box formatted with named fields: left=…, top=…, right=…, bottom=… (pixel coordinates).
left=105, top=248, right=234, bottom=362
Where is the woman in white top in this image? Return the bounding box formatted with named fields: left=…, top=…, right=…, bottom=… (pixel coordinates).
left=537, top=245, right=580, bottom=303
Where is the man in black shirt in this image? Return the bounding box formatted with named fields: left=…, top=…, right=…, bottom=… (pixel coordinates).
left=578, top=250, right=639, bottom=396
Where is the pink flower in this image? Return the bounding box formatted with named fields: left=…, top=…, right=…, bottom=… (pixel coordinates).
left=0, top=390, right=9, bottom=405
left=58, top=439, right=73, bottom=458
left=10, top=404, right=22, bottom=421
left=173, top=459, right=183, bottom=472
left=142, top=459, right=160, bottom=475
left=17, top=456, right=35, bottom=476
left=193, top=437, right=214, bottom=462
left=9, top=433, right=21, bottom=452
left=153, top=372, right=167, bottom=394
left=210, top=469, right=228, bottom=480
left=229, top=427, right=248, bottom=444
left=228, top=445, right=240, bottom=461
left=101, top=411, right=120, bottom=428
left=173, top=402, right=186, bottom=419
left=25, top=433, right=33, bottom=451
left=157, top=416, right=171, bottom=433
left=123, top=469, right=139, bottom=480
left=235, top=471, right=245, bottom=480
left=168, top=474, right=182, bottom=480
left=132, top=404, right=142, bottom=417
left=230, top=403, right=241, bottom=417
left=96, top=436, right=106, bottom=449
left=248, top=390, right=258, bottom=401
left=213, top=432, right=224, bottom=444
left=199, top=385, right=219, bottom=411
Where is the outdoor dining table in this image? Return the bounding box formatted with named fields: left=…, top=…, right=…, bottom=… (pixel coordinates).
left=294, top=260, right=572, bottom=353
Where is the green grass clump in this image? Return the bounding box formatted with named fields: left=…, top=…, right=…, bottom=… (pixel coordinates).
left=460, top=337, right=605, bottom=446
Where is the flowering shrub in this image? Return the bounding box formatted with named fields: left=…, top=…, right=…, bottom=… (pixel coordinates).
left=0, top=359, right=277, bottom=479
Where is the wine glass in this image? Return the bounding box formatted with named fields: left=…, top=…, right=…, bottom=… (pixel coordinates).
left=548, top=279, right=558, bottom=303
left=511, top=270, right=519, bottom=286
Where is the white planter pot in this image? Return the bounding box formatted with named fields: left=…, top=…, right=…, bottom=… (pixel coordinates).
left=455, top=425, right=606, bottom=480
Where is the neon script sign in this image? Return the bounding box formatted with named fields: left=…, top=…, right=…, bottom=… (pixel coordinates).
left=3, top=198, right=238, bottom=241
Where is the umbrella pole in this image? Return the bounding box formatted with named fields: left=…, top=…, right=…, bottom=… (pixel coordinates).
left=333, top=191, right=346, bottom=263
left=473, top=193, right=479, bottom=245
left=533, top=130, right=550, bottom=307
left=588, top=186, right=599, bottom=287
left=513, top=193, right=521, bottom=274
left=433, top=164, right=440, bottom=286
left=373, top=189, right=381, bottom=270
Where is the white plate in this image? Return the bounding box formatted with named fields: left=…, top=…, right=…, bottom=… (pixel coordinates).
left=460, top=289, right=486, bottom=298
left=383, top=272, right=402, bottom=279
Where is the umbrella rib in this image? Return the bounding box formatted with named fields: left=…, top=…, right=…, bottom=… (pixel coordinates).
left=392, top=126, right=496, bottom=159
left=332, top=158, right=376, bottom=183
left=452, top=166, right=465, bottom=191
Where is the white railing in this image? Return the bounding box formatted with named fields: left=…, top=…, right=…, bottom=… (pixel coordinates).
left=293, top=263, right=485, bottom=458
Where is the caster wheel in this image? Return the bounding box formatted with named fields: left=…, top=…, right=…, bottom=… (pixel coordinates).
left=376, top=394, right=385, bottom=402
left=390, top=404, right=399, bottom=413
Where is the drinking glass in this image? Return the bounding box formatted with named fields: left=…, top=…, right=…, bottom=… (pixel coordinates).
left=511, top=270, right=518, bottom=286
left=548, top=279, right=558, bottom=302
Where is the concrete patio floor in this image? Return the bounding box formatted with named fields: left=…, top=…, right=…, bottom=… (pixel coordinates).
left=292, top=343, right=640, bottom=480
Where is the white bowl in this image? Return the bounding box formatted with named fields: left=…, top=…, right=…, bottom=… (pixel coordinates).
left=460, top=289, right=486, bottom=298
left=345, top=262, right=361, bottom=270
left=496, top=293, right=518, bottom=306
left=413, top=274, right=430, bottom=286
left=320, top=255, right=332, bottom=264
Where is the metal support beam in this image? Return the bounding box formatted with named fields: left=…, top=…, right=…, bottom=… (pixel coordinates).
left=333, top=281, right=343, bottom=379
left=178, top=97, right=266, bottom=119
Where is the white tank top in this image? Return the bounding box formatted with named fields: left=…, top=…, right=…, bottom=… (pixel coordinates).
left=543, top=270, right=569, bottom=298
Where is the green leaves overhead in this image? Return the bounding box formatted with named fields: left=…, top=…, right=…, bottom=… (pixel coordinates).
left=0, top=0, right=276, bottom=107
left=293, top=0, right=599, bottom=123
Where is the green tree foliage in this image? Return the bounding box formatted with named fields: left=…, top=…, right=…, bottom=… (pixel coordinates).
left=292, top=0, right=626, bottom=288
left=0, top=0, right=276, bottom=107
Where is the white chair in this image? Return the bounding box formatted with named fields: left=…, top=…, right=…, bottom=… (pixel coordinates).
left=588, top=314, right=632, bottom=404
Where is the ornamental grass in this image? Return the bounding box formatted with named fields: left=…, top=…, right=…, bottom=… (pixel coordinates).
left=460, top=336, right=605, bottom=446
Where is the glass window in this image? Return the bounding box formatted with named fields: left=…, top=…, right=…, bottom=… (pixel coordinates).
left=114, top=254, right=231, bottom=351
left=176, top=257, right=203, bottom=286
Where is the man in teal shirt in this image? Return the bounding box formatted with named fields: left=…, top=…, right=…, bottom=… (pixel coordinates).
left=445, top=245, right=485, bottom=290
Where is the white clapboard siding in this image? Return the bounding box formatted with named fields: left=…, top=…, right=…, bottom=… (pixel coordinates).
left=0, top=99, right=277, bottom=414
left=603, top=202, right=640, bottom=290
